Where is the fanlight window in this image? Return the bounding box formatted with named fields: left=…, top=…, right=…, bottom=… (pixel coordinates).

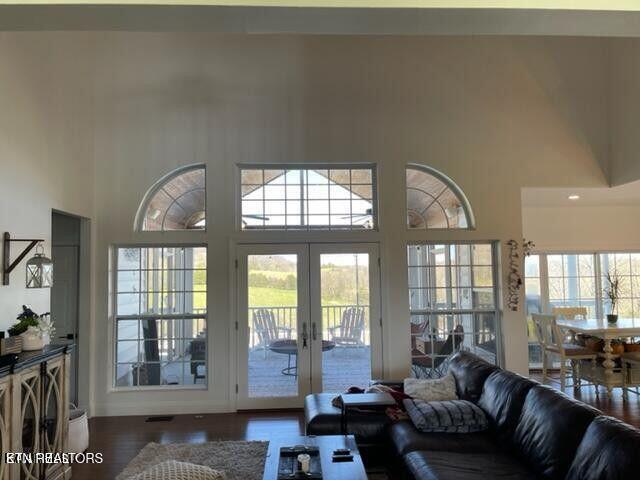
left=136, top=165, right=206, bottom=232
left=406, top=165, right=474, bottom=230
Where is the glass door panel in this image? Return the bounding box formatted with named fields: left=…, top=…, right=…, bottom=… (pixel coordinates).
left=237, top=244, right=310, bottom=409
left=248, top=253, right=299, bottom=398
left=310, top=244, right=381, bottom=394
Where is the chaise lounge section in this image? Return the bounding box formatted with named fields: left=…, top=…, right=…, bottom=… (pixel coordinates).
left=304, top=351, right=640, bottom=479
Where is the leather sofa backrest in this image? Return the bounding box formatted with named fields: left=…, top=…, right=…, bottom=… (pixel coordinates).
left=448, top=351, right=498, bottom=402
left=566, top=415, right=640, bottom=480
left=513, top=385, right=599, bottom=480
left=477, top=369, right=537, bottom=443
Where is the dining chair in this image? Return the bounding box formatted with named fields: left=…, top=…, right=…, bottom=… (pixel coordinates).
left=621, top=351, right=640, bottom=397
left=532, top=314, right=597, bottom=390
left=551, top=306, right=588, bottom=344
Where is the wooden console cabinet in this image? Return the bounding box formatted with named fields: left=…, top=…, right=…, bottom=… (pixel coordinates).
left=0, top=345, right=72, bottom=480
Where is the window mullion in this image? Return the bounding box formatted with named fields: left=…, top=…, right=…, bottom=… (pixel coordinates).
left=595, top=253, right=603, bottom=320
left=539, top=254, right=550, bottom=314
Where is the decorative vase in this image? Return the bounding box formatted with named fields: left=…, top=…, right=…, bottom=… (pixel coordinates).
left=607, top=314, right=618, bottom=324
left=20, top=331, right=44, bottom=351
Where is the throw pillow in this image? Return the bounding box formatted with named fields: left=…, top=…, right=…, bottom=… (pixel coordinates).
left=404, top=398, right=489, bottom=433
left=403, top=374, right=457, bottom=402
left=129, top=460, right=226, bottom=480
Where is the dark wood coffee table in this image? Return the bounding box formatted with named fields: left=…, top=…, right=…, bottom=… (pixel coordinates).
left=262, top=435, right=367, bottom=480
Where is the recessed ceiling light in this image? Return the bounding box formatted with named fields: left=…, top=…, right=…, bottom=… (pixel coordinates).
left=568, top=195, right=580, bottom=201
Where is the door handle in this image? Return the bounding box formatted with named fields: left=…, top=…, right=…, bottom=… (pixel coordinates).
left=302, top=323, right=308, bottom=348
left=59, top=334, right=75, bottom=340
left=312, top=322, right=317, bottom=341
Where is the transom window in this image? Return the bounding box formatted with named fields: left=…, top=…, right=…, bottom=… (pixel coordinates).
left=136, top=164, right=206, bottom=232
left=407, top=243, right=499, bottom=378
left=114, top=246, right=207, bottom=388
left=406, top=165, right=474, bottom=230
left=240, top=165, right=377, bottom=230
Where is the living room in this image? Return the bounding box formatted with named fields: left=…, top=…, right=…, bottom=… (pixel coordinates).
left=1, top=2, right=640, bottom=479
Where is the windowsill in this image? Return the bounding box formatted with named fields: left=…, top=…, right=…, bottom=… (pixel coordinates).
left=110, top=384, right=208, bottom=393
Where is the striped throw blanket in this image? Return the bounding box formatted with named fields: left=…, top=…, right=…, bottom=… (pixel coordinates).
left=404, top=398, right=489, bottom=433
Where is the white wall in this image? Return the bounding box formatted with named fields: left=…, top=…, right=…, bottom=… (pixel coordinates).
left=88, top=33, right=610, bottom=415
left=610, top=38, right=640, bottom=186
left=0, top=32, right=615, bottom=416
left=0, top=33, right=95, bottom=328
left=523, top=205, right=640, bottom=252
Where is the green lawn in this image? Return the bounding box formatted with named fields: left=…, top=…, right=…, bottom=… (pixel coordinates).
left=249, top=286, right=297, bottom=307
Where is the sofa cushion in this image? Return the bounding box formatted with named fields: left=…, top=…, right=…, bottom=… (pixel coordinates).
left=404, top=399, right=489, bottom=433
left=389, top=420, right=498, bottom=456
left=477, top=369, right=537, bottom=442
left=566, top=415, right=640, bottom=480
left=304, top=393, right=390, bottom=442
left=513, top=385, right=599, bottom=479
left=448, top=351, right=499, bottom=402
left=403, top=450, right=538, bottom=480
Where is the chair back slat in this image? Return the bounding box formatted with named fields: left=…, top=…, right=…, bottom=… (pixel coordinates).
left=253, top=308, right=279, bottom=345
left=552, top=306, right=588, bottom=320
left=532, top=314, right=565, bottom=354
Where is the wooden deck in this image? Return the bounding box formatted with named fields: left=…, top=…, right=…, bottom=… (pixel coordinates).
left=249, top=345, right=372, bottom=397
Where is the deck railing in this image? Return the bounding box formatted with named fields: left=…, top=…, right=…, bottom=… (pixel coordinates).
left=248, top=305, right=370, bottom=349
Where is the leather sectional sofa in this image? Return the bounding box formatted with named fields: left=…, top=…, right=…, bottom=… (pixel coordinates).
left=305, top=351, right=640, bottom=479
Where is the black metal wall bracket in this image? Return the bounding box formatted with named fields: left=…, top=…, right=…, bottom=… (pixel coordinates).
left=2, top=232, right=43, bottom=286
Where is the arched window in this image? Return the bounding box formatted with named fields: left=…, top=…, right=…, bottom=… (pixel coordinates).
left=406, top=164, right=475, bottom=230
left=135, top=164, right=206, bottom=231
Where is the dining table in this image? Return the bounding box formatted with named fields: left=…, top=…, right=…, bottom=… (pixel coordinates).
left=557, top=317, right=640, bottom=396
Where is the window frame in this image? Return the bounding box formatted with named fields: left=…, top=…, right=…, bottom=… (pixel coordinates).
left=110, top=243, right=208, bottom=392
left=524, top=251, right=640, bottom=367
left=406, top=164, right=476, bottom=231
left=236, top=163, right=379, bottom=232
left=407, top=241, right=503, bottom=378
left=134, top=163, right=207, bottom=233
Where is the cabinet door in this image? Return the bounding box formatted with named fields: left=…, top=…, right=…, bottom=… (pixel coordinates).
left=42, top=357, right=66, bottom=480
left=14, top=366, right=41, bottom=480
left=0, top=376, right=10, bottom=480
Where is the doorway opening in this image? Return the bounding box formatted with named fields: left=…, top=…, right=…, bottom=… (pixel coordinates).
left=51, top=210, right=88, bottom=406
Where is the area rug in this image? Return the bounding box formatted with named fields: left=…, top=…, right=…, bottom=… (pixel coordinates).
left=115, top=440, right=269, bottom=480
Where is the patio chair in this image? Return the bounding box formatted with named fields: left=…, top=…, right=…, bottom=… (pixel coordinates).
left=532, top=314, right=597, bottom=390
left=329, top=307, right=366, bottom=348
left=189, top=337, right=206, bottom=384
left=411, top=324, right=464, bottom=378
left=252, top=308, right=292, bottom=358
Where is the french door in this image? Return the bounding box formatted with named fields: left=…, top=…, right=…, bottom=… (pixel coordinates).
left=236, top=243, right=381, bottom=409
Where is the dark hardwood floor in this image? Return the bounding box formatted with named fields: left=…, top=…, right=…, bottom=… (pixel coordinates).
left=530, top=372, right=640, bottom=428
left=74, top=410, right=306, bottom=479
left=75, top=378, right=640, bottom=480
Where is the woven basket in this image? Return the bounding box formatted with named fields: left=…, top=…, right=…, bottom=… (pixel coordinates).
left=68, top=406, right=89, bottom=453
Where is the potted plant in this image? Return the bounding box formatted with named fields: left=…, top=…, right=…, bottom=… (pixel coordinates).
left=8, top=306, right=55, bottom=351
left=604, top=272, right=621, bottom=324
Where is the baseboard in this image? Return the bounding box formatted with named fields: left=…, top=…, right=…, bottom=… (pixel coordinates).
left=91, top=401, right=234, bottom=417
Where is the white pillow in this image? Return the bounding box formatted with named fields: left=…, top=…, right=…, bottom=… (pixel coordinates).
left=130, top=460, right=226, bottom=480
left=403, top=374, right=457, bottom=402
